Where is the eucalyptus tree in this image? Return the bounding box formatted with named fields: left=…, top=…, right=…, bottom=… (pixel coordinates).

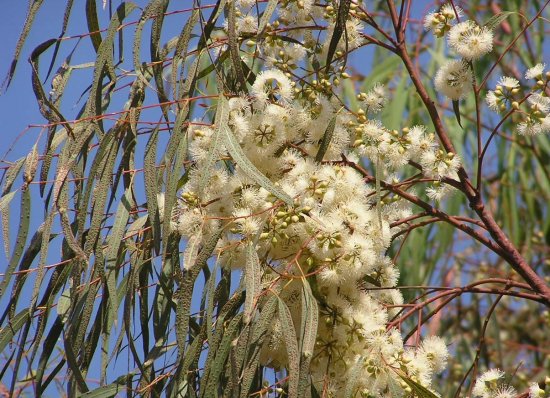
left=1, top=1, right=549, bottom=397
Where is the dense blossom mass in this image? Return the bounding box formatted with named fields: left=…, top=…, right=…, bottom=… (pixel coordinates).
left=169, top=0, right=549, bottom=396
left=164, top=1, right=487, bottom=396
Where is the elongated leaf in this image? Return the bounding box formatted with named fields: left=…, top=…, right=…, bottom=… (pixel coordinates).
left=78, top=373, right=133, bottom=398
left=315, top=116, right=337, bottom=162
left=223, top=125, right=293, bottom=206
left=297, top=279, right=318, bottom=395
left=2, top=157, right=25, bottom=196
left=197, top=95, right=228, bottom=197
left=452, top=100, right=462, bottom=128
left=0, top=191, right=17, bottom=213
left=239, top=294, right=279, bottom=398
left=0, top=310, right=30, bottom=353
left=258, top=0, right=278, bottom=34
left=277, top=299, right=300, bottom=398
left=202, top=314, right=243, bottom=398
left=105, top=186, right=133, bottom=341
left=243, top=242, right=261, bottom=324
left=2, top=0, right=45, bottom=89
left=227, top=1, right=246, bottom=92
left=484, top=11, right=516, bottom=30
left=0, top=189, right=31, bottom=298
left=325, top=0, right=351, bottom=72
left=86, top=0, right=102, bottom=52
left=86, top=2, right=138, bottom=117
left=172, top=8, right=199, bottom=100
left=57, top=288, right=71, bottom=324
left=144, top=129, right=161, bottom=253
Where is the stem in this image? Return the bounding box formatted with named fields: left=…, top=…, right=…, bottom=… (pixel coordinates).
left=385, top=14, right=550, bottom=305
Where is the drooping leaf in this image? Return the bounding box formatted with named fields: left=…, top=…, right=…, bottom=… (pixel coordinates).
left=315, top=116, right=337, bottom=163
left=2, top=0, right=45, bottom=90
left=277, top=299, right=300, bottom=398
left=223, top=125, right=293, bottom=206
left=452, top=99, right=463, bottom=128
left=484, top=11, right=516, bottom=30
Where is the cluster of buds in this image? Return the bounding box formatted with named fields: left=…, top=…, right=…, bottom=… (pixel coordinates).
left=423, top=4, right=462, bottom=38
left=259, top=205, right=312, bottom=244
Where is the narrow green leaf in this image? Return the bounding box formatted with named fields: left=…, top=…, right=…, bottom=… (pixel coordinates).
left=258, top=0, right=278, bottom=34
left=2, top=157, right=26, bottom=196
left=2, top=0, right=45, bottom=89
left=243, top=242, right=261, bottom=324
left=325, top=0, right=351, bottom=72
left=57, top=288, right=71, bottom=324
left=171, top=8, right=199, bottom=100
left=0, top=310, right=30, bottom=353
left=202, top=314, right=243, bottom=398
left=223, top=125, right=293, bottom=206
left=484, top=11, right=516, bottom=30
left=315, top=116, right=337, bottom=163
left=0, top=191, right=17, bottom=213
left=64, top=332, right=89, bottom=393
left=297, top=279, right=318, bottom=395
left=0, top=189, right=31, bottom=298
left=86, top=2, right=139, bottom=118
left=78, top=373, right=133, bottom=398
left=133, top=0, right=167, bottom=88
left=29, top=210, right=55, bottom=318
left=239, top=294, right=279, bottom=398
left=205, top=255, right=221, bottom=346
left=452, top=100, right=463, bottom=128
left=105, top=186, right=133, bottom=340
left=197, top=95, right=228, bottom=197
left=277, top=299, right=300, bottom=398
left=144, top=129, right=161, bottom=253
left=85, top=0, right=102, bottom=52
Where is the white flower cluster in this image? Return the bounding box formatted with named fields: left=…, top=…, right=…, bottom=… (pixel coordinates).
left=172, top=2, right=458, bottom=396
left=486, top=63, right=550, bottom=136
left=473, top=369, right=549, bottom=398
left=424, top=3, right=464, bottom=38
left=181, top=91, right=451, bottom=396
left=447, top=20, right=493, bottom=61
left=430, top=3, right=494, bottom=100
left=472, top=369, right=517, bottom=398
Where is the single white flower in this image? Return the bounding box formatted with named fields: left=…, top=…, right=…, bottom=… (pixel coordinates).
left=423, top=12, right=440, bottom=32
left=447, top=20, right=493, bottom=60
left=493, top=385, right=517, bottom=398
left=528, top=382, right=545, bottom=398
left=420, top=336, right=449, bottom=372
left=251, top=69, right=294, bottom=105
left=528, top=93, right=550, bottom=113
left=485, top=90, right=501, bottom=112
left=497, top=76, right=520, bottom=90
left=424, top=4, right=463, bottom=35
left=525, top=63, right=546, bottom=80
left=472, top=368, right=505, bottom=397
left=363, top=83, right=388, bottom=113
left=440, top=3, right=464, bottom=20
left=434, top=60, right=474, bottom=100
left=518, top=115, right=550, bottom=136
